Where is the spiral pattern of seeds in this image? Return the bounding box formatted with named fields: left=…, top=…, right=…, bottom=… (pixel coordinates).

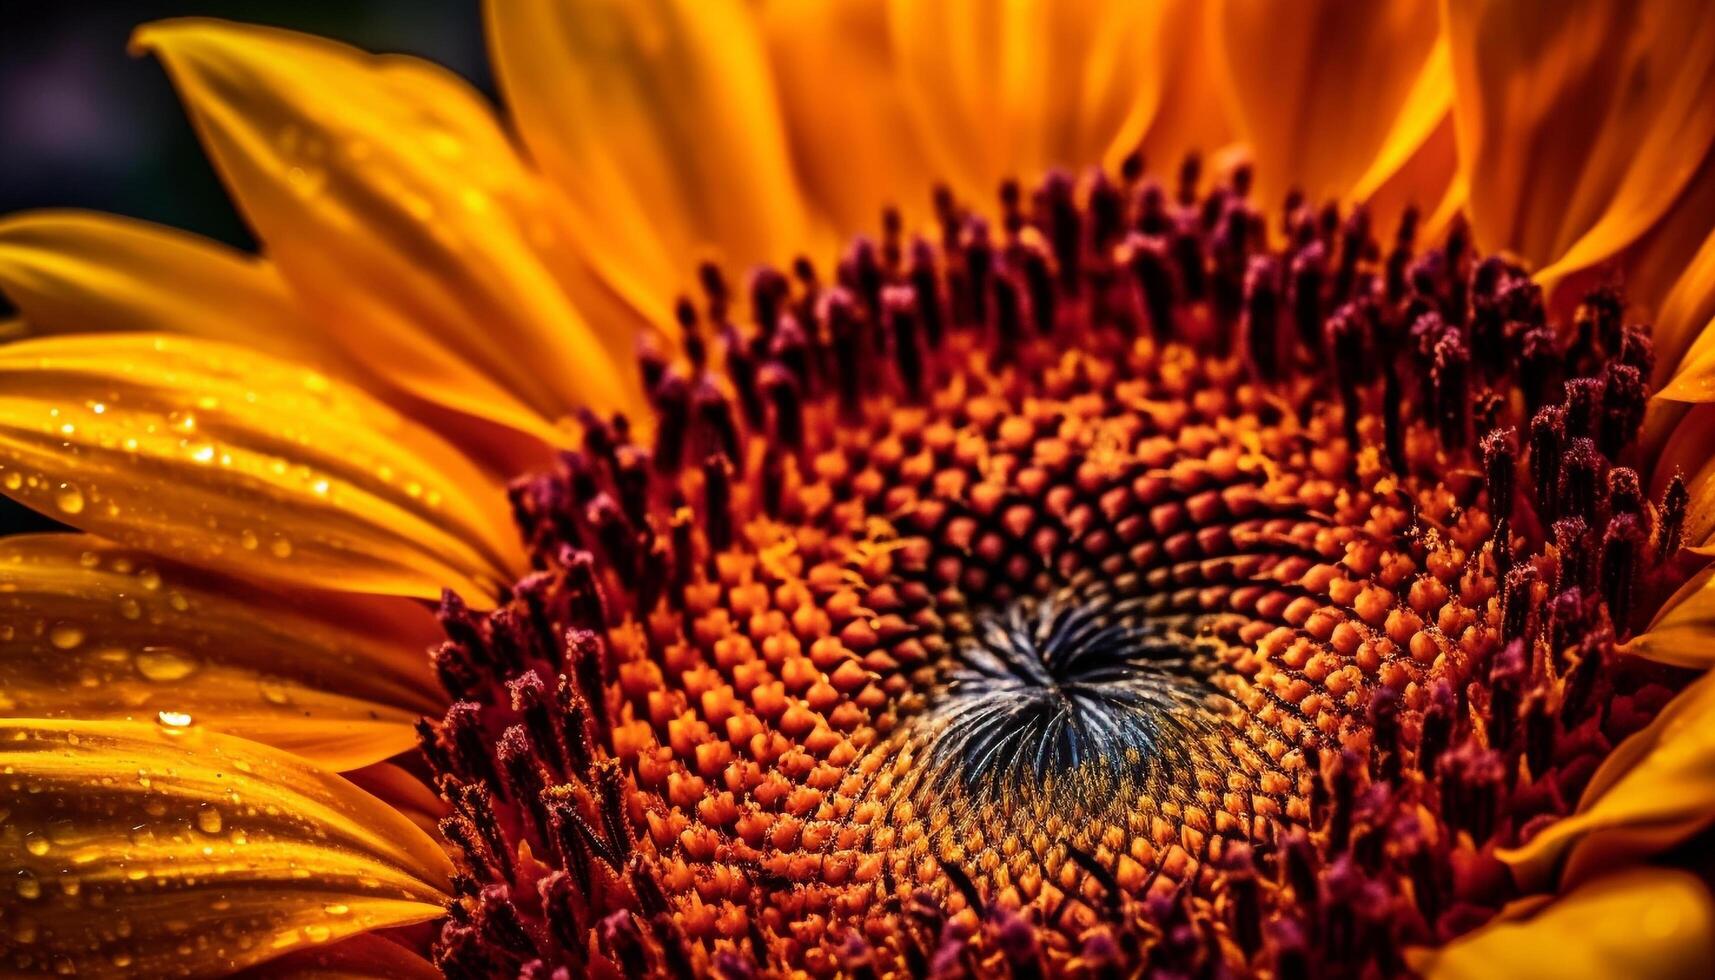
left=419, top=157, right=1691, bottom=978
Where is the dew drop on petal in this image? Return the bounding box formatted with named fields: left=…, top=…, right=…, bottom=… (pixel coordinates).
left=47, top=624, right=84, bottom=650
left=195, top=804, right=223, bottom=835
left=155, top=709, right=193, bottom=730
left=135, top=647, right=198, bottom=682
left=54, top=483, right=84, bottom=515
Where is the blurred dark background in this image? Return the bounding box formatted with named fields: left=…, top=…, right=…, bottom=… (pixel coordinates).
left=0, top=1, right=491, bottom=534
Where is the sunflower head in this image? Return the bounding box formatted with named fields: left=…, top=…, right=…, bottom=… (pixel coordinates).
left=5, top=2, right=1715, bottom=978
left=410, top=164, right=1694, bottom=975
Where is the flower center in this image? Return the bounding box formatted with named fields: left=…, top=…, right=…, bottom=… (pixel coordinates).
left=417, top=155, right=1690, bottom=978
left=923, top=578, right=1233, bottom=802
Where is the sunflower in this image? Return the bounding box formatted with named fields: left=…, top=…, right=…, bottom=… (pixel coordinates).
left=3, top=0, right=1715, bottom=976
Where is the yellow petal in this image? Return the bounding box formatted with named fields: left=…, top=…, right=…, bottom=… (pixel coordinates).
left=1446, top=0, right=1715, bottom=282
left=1209, top=0, right=1450, bottom=210
left=237, top=933, right=439, bottom=980
left=0, top=719, right=450, bottom=978
left=762, top=0, right=933, bottom=233
left=1410, top=868, right=1715, bottom=980
left=1621, top=564, right=1715, bottom=669
left=1651, top=226, right=1715, bottom=396
left=1502, top=669, right=1715, bottom=889
left=0, top=334, right=520, bottom=604
left=487, top=0, right=815, bottom=299
left=1653, top=402, right=1715, bottom=551
left=886, top=0, right=1180, bottom=204
left=0, top=211, right=315, bottom=361
left=0, top=534, right=442, bottom=771
left=133, top=19, right=637, bottom=442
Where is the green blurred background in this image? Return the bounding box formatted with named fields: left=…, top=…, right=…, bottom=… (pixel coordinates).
left=0, top=2, right=491, bottom=534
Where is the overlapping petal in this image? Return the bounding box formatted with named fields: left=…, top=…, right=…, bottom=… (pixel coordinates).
left=1411, top=869, right=1715, bottom=980
left=1446, top=0, right=1715, bottom=288
left=0, top=334, right=521, bottom=604
left=0, top=719, right=451, bottom=978
left=1653, top=402, right=1715, bottom=551
left=1208, top=0, right=1451, bottom=212
left=0, top=211, right=318, bottom=364
left=762, top=0, right=931, bottom=234
left=487, top=0, right=815, bottom=307
left=1651, top=228, right=1715, bottom=396
left=1503, top=669, right=1715, bottom=889
left=0, top=534, right=442, bottom=770
left=240, top=933, right=440, bottom=979
left=886, top=0, right=1180, bottom=206
left=133, top=19, right=641, bottom=443
left=1623, top=565, right=1715, bottom=670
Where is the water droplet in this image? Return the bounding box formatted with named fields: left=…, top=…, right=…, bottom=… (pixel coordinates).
left=135, top=647, right=197, bottom=682
left=258, top=679, right=292, bottom=706
left=239, top=529, right=259, bottom=551
left=14, top=870, right=41, bottom=900
left=2, top=472, right=20, bottom=490
left=155, top=709, right=193, bottom=730
left=322, top=903, right=349, bottom=916
left=47, top=624, right=84, bottom=650
left=23, top=834, right=48, bottom=856
left=138, top=568, right=163, bottom=591
left=117, top=597, right=142, bottom=620
left=54, top=484, right=84, bottom=515
left=302, top=924, right=332, bottom=943
left=269, top=536, right=293, bottom=558
left=195, top=804, right=223, bottom=835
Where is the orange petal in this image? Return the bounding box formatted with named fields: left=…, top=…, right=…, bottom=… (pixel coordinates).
left=762, top=0, right=933, bottom=234
left=487, top=0, right=815, bottom=296
left=0, top=534, right=442, bottom=771
left=1135, top=0, right=1238, bottom=176
left=1653, top=402, right=1715, bottom=551
left=886, top=0, right=1182, bottom=204
left=1622, top=564, right=1715, bottom=669
left=133, top=19, right=639, bottom=441
left=1409, top=868, right=1715, bottom=980
left=0, top=718, right=450, bottom=977
left=1502, top=669, right=1715, bottom=889
left=1651, top=226, right=1715, bottom=395
left=0, top=334, right=521, bottom=604
left=1446, top=0, right=1715, bottom=284
left=1209, top=0, right=1450, bottom=211
left=238, top=932, right=440, bottom=980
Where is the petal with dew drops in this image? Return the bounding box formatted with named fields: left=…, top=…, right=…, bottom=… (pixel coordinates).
left=0, top=534, right=443, bottom=771
left=1621, top=564, right=1715, bottom=670
left=761, top=0, right=933, bottom=235
left=1446, top=0, right=1715, bottom=286
left=1409, top=868, right=1715, bottom=980
left=487, top=0, right=815, bottom=302
left=132, top=19, right=638, bottom=442
left=0, top=334, right=521, bottom=605
left=0, top=211, right=318, bottom=365
left=237, top=932, right=439, bottom=980
left=886, top=0, right=1180, bottom=205
left=1208, top=0, right=1450, bottom=211
left=1502, top=669, right=1715, bottom=890
left=0, top=719, right=451, bottom=979
left=1652, top=402, right=1715, bottom=552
